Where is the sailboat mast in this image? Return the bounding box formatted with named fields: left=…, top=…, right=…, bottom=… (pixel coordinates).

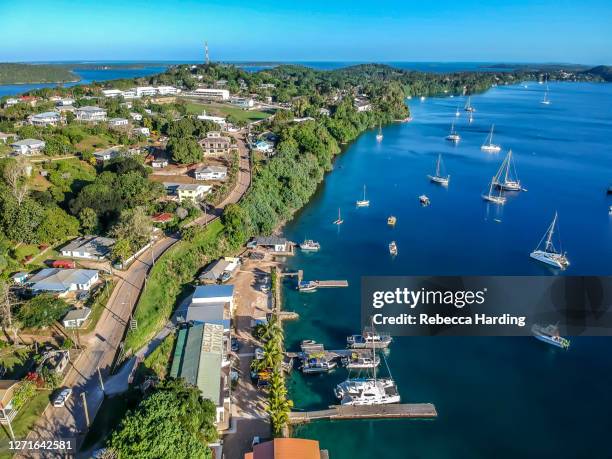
left=504, top=151, right=512, bottom=183
left=545, top=213, right=557, bottom=251
left=436, top=155, right=441, bottom=177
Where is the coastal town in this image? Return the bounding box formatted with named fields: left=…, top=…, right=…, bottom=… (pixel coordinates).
left=0, top=46, right=611, bottom=459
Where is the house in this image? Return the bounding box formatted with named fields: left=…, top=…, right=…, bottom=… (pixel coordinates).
left=11, top=272, right=29, bottom=284
left=354, top=98, right=372, bottom=112
left=245, top=438, right=329, bottom=459
left=62, top=307, right=92, bottom=328
left=59, top=236, right=116, bottom=260
left=39, top=350, right=70, bottom=374
left=151, top=212, right=174, bottom=223
left=10, top=139, right=46, bottom=155
left=254, top=140, right=274, bottom=154
left=194, top=165, right=228, bottom=181
left=169, top=323, right=230, bottom=430
left=0, top=132, right=16, bottom=144
left=27, top=268, right=99, bottom=295
left=135, top=86, right=157, bottom=97
left=102, top=89, right=123, bottom=98
left=198, top=257, right=240, bottom=284
left=0, top=380, right=22, bottom=424
left=151, top=159, right=168, bottom=168
left=93, top=147, right=122, bottom=162
left=129, top=112, right=143, bottom=121
left=259, top=83, right=276, bottom=89
left=3, top=98, right=19, bottom=108
left=133, top=127, right=150, bottom=137
left=248, top=236, right=291, bottom=252
left=76, top=106, right=107, bottom=122
left=191, top=284, right=235, bottom=314
left=28, top=111, right=61, bottom=126
left=199, top=131, right=231, bottom=156
left=56, top=98, right=75, bottom=106
left=177, top=184, right=211, bottom=203
left=108, top=117, right=129, bottom=127
left=293, top=117, right=315, bottom=123
left=230, top=97, right=255, bottom=109
left=196, top=113, right=226, bottom=126
left=194, top=88, right=230, bottom=100
left=122, top=90, right=137, bottom=99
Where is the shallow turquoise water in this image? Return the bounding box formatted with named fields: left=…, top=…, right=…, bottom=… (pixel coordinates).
left=281, top=82, right=612, bottom=458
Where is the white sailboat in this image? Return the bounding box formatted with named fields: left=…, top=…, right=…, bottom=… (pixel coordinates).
left=333, top=208, right=343, bottom=225
left=427, top=154, right=450, bottom=186
left=455, top=105, right=461, bottom=117
left=530, top=212, right=569, bottom=269
left=541, top=86, right=551, bottom=105
left=481, top=124, right=502, bottom=152
left=464, top=96, right=476, bottom=112
left=492, top=150, right=522, bottom=191
left=376, top=124, right=383, bottom=142
left=445, top=121, right=461, bottom=143
left=481, top=178, right=506, bottom=205
left=356, top=185, right=370, bottom=207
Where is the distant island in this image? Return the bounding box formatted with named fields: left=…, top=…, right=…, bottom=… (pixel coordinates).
left=0, top=63, right=79, bottom=85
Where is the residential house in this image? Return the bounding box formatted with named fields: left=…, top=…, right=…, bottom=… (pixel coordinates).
left=28, top=111, right=61, bottom=126
left=3, top=98, right=19, bottom=108
left=39, top=350, right=70, bottom=374
left=108, top=117, right=129, bottom=127
left=319, top=108, right=331, bottom=117
left=245, top=438, right=330, bottom=459
left=102, top=89, right=123, bottom=98
left=62, top=307, right=92, bottom=328
left=76, top=106, right=107, bottom=122
left=59, top=236, right=116, bottom=260
left=354, top=98, right=372, bottom=112
left=129, top=112, right=143, bottom=121
left=194, top=88, right=230, bottom=100
left=199, top=131, right=231, bottom=156
left=259, top=83, right=276, bottom=89
left=0, top=380, right=21, bottom=424
left=177, top=184, right=211, bottom=203
left=11, top=272, right=29, bottom=284
left=254, top=140, right=274, bottom=154
left=169, top=323, right=231, bottom=430
left=151, top=159, right=168, bottom=168
left=151, top=212, right=174, bottom=223
left=93, top=147, right=122, bottom=162
left=133, top=127, right=150, bottom=137
left=198, top=257, right=240, bottom=284
left=122, top=90, right=137, bottom=99
left=27, top=268, right=99, bottom=295
left=0, top=132, right=16, bottom=144
left=194, top=165, right=227, bottom=181
left=10, top=139, right=45, bottom=155
left=248, top=236, right=291, bottom=252
left=56, top=98, right=75, bottom=106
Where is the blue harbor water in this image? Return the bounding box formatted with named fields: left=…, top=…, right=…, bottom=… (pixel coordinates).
left=0, top=64, right=168, bottom=98
left=281, top=82, right=612, bottom=458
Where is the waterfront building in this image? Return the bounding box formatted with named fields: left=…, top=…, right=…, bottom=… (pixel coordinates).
left=198, top=257, right=240, bottom=284
left=76, top=106, right=107, bottom=122
left=199, top=131, right=231, bottom=156
left=244, top=438, right=329, bottom=459
left=59, top=236, right=116, bottom=260
left=194, top=165, right=228, bottom=180
left=194, top=88, right=230, bottom=100
left=10, top=138, right=45, bottom=155
left=28, top=111, right=61, bottom=126
left=247, top=236, right=291, bottom=252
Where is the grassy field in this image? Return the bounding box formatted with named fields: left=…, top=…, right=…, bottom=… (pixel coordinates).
left=184, top=102, right=272, bottom=123
left=124, top=219, right=225, bottom=353
left=75, top=135, right=112, bottom=153
left=0, top=389, right=51, bottom=455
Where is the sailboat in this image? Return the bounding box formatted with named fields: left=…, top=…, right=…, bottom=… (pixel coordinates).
left=333, top=208, right=343, bottom=225
left=468, top=112, right=474, bottom=124
left=445, top=121, right=461, bottom=143
left=492, top=150, right=522, bottom=191
left=427, top=154, right=450, bottom=186
left=541, top=86, right=551, bottom=105
left=389, top=241, right=398, bottom=256
left=530, top=212, right=569, bottom=269
left=464, top=96, right=476, bottom=112
left=376, top=125, right=383, bottom=142
left=356, top=185, right=370, bottom=207
left=481, top=124, right=502, bottom=152
left=455, top=105, right=461, bottom=117
left=481, top=178, right=506, bottom=205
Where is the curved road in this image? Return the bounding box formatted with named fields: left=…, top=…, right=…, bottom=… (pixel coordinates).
left=24, top=134, right=251, bottom=456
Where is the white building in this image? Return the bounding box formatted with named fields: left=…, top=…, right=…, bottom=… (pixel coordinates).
left=197, top=113, right=226, bottom=126
left=129, top=112, right=143, bottom=121
left=102, top=89, right=123, bottom=98
left=27, top=268, right=99, bottom=296
left=93, top=147, right=122, bottom=162
left=177, top=184, right=211, bottom=203
left=133, top=127, right=150, bottom=137
left=76, top=106, right=107, bottom=122
left=254, top=140, right=274, bottom=153
left=56, top=98, right=75, bottom=106
left=230, top=97, right=255, bottom=108
left=151, top=159, right=168, bottom=168
left=156, top=86, right=181, bottom=95
left=122, top=90, right=137, bottom=99
left=135, top=86, right=157, bottom=97
left=28, top=111, right=61, bottom=126
left=10, top=139, right=45, bottom=155
left=59, top=236, right=116, bottom=260
left=194, top=88, right=230, bottom=101
left=190, top=284, right=235, bottom=313
left=108, top=117, right=129, bottom=127
left=195, top=165, right=228, bottom=181
left=62, top=307, right=92, bottom=328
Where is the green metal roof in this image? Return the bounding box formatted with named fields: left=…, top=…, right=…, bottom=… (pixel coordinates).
left=169, top=328, right=187, bottom=379
left=196, top=323, right=224, bottom=405
left=180, top=324, right=204, bottom=386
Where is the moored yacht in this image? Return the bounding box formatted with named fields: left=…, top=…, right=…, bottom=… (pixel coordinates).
left=337, top=379, right=401, bottom=406
left=299, top=239, right=321, bottom=251
left=464, top=96, right=476, bottom=112
left=376, top=124, right=383, bottom=142
left=481, top=124, right=502, bottom=152
left=389, top=241, right=398, bottom=256
left=347, top=332, right=392, bottom=349
left=482, top=179, right=506, bottom=205
left=387, top=215, right=397, bottom=226
left=356, top=185, right=370, bottom=207
left=492, top=150, right=523, bottom=191
left=342, top=353, right=381, bottom=370
left=302, top=356, right=337, bottom=374
left=529, top=212, right=569, bottom=269
left=532, top=323, right=570, bottom=349
left=333, top=208, right=344, bottom=225
left=419, top=194, right=431, bottom=206
left=427, top=154, right=450, bottom=186
left=446, top=121, right=461, bottom=143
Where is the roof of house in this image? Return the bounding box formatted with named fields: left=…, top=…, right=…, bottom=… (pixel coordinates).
left=151, top=212, right=174, bottom=223
left=93, top=147, right=122, bottom=157
left=177, top=184, right=211, bottom=192
left=196, top=165, right=227, bottom=174
left=30, top=111, right=60, bottom=119
left=186, top=302, right=229, bottom=329
left=254, top=236, right=288, bottom=246
left=28, top=268, right=98, bottom=292
left=77, top=106, right=106, bottom=112
left=60, top=236, right=115, bottom=257
left=63, top=307, right=92, bottom=322
left=11, top=138, right=45, bottom=147
left=247, top=438, right=323, bottom=459
left=109, top=117, right=128, bottom=122
left=192, top=284, right=234, bottom=301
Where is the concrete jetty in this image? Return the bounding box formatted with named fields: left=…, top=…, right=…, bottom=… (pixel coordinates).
left=289, top=403, right=438, bottom=424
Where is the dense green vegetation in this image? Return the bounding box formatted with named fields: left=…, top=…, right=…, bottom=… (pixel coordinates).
left=107, top=379, right=217, bottom=459
left=17, top=294, right=70, bottom=328
left=0, top=63, right=77, bottom=85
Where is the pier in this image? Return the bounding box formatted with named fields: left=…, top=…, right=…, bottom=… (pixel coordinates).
left=281, top=270, right=349, bottom=290
left=289, top=403, right=438, bottom=424
left=286, top=341, right=372, bottom=360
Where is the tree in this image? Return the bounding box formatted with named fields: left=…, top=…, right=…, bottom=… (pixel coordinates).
left=111, top=239, right=132, bottom=263
left=36, top=207, right=79, bottom=243
left=221, top=203, right=251, bottom=249
left=107, top=379, right=216, bottom=459
left=79, top=207, right=98, bottom=234
left=110, top=207, right=153, bottom=253
left=167, top=137, right=202, bottom=165
left=17, top=294, right=70, bottom=329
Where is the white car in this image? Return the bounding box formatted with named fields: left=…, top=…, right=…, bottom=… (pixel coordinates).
left=53, top=388, right=72, bottom=407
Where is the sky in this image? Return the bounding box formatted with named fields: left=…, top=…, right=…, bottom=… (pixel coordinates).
left=1, top=0, right=611, bottom=64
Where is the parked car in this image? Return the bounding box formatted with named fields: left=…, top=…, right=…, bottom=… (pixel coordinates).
left=53, top=387, right=72, bottom=407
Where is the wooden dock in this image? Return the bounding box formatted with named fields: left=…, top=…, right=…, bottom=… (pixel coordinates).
left=285, top=341, right=370, bottom=360
left=316, top=280, right=349, bottom=288
left=289, top=403, right=438, bottom=424
left=278, top=311, right=300, bottom=321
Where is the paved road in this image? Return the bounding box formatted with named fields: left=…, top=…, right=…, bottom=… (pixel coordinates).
left=24, top=134, right=251, bottom=456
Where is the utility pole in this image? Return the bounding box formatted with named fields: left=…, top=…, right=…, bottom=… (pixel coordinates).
left=80, top=392, right=90, bottom=428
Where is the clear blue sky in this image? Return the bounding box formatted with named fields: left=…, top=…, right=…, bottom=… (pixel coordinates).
left=1, top=0, right=610, bottom=64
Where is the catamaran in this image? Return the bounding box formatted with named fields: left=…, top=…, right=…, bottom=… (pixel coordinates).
left=492, top=150, right=522, bottom=191
left=464, top=96, right=476, bottom=112
left=482, top=178, right=506, bottom=205
left=389, top=241, right=398, bottom=256
left=376, top=125, right=383, bottom=142
left=356, top=185, right=370, bottom=207
left=481, top=124, right=502, bottom=152
left=532, top=323, right=570, bottom=349
left=530, top=212, right=569, bottom=269
left=427, top=154, right=450, bottom=186
left=446, top=121, right=461, bottom=143
left=333, top=208, right=343, bottom=225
